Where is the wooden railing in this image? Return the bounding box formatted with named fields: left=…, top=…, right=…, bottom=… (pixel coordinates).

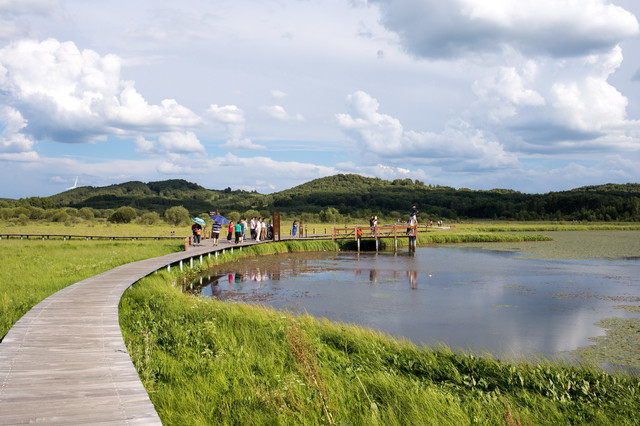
left=0, top=233, right=185, bottom=241
left=330, top=224, right=419, bottom=241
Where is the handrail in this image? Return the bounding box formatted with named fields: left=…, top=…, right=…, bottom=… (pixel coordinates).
left=0, top=233, right=185, bottom=240
left=331, top=224, right=421, bottom=241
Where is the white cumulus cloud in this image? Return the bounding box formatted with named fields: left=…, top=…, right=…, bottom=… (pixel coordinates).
left=337, top=91, right=519, bottom=171
left=207, top=104, right=265, bottom=150
left=158, top=131, right=205, bottom=154
left=370, top=0, right=639, bottom=58
left=261, top=105, right=304, bottom=122
left=0, top=38, right=202, bottom=144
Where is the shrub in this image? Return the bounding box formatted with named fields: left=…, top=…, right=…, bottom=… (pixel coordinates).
left=319, top=207, right=342, bottom=223
left=50, top=210, right=69, bottom=223
left=29, top=207, right=45, bottom=220
left=139, top=211, right=161, bottom=225
left=164, top=206, right=190, bottom=226
left=78, top=207, right=95, bottom=220
left=244, top=209, right=261, bottom=219
left=227, top=211, right=241, bottom=223
left=108, top=206, right=137, bottom=223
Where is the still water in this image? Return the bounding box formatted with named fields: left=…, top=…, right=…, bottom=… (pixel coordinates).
left=188, top=247, right=640, bottom=359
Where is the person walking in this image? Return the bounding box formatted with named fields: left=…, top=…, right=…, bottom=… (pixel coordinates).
left=227, top=221, right=234, bottom=242
left=192, top=222, right=202, bottom=246
left=211, top=220, right=221, bottom=246
left=369, top=216, right=375, bottom=237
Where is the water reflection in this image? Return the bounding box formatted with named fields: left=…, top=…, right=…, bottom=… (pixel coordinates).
left=185, top=249, right=640, bottom=361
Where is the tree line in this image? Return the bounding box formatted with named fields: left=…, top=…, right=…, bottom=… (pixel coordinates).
left=2, top=175, right=639, bottom=224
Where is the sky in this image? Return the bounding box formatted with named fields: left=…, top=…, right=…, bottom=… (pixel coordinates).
left=1, top=0, right=640, bottom=198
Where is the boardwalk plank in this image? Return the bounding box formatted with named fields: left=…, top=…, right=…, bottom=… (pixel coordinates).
left=0, top=241, right=253, bottom=425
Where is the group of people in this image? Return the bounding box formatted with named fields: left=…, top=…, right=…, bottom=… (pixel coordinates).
left=213, top=217, right=272, bottom=245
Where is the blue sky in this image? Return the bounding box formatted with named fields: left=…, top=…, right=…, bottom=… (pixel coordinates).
left=1, top=0, right=640, bottom=198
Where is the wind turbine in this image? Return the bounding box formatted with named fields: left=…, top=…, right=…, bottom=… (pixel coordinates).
left=66, top=177, right=78, bottom=190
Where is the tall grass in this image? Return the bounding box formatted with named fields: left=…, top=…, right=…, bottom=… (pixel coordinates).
left=120, top=268, right=640, bottom=425
left=455, top=222, right=640, bottom=232
left=0, top=239, right=182, bottom=338
left=338, top=232, right=552, bottom=251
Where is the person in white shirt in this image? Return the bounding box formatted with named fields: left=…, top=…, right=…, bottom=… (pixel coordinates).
left=255, top=219, right=262, bottom=242
left=250, top=218, right=256, bottom=239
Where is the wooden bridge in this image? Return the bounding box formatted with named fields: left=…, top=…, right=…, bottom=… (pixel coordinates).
left=0, top=239, right=262, bottom=424
left=0, top=224, right=440, bottom=423
left=328, top=224, right=420, bottom=252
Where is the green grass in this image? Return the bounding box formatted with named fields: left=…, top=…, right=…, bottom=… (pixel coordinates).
left=0, top=239, right=182, bottom=338
left=0, top=221, right=190, bottom=237
left=3, top=223, right=639, bottom=424
left=453, top=221, right=640, bottom=232
left=120, top=264, right=640, bottom=425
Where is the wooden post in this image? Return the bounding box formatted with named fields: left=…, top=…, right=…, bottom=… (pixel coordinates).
left=393, top=225, right=398, bottom=252
left=331, top=227, right=335, bottom=241
left=273, top=212, right=281, bottom=241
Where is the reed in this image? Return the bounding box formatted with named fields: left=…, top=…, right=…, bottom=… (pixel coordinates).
left=120, top=270, right=640, bottom=425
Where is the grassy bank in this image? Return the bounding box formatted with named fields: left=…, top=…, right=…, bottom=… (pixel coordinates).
left=0, top=221, right=189, bottom=237
left=120, top=252, right=640, bottom=425
left=452, top=221, right=640, bottom=232
left=338, top=231, right=552, bottom=251
left=0, top=239, right=182, bottom=338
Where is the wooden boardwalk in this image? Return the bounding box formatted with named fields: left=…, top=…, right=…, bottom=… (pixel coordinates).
left=0, top=225, right=436, bottom=424
left=0, top=239, right=257, bottom=425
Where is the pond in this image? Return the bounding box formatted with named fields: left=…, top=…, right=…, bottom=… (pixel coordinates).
left=187, top=245, right=640, bottom=361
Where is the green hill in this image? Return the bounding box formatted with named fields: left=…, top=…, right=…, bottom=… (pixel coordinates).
left=6, top=175, right=640, bottom=221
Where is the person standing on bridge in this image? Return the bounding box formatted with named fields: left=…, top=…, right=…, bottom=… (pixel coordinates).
left=292, top=220, right=298, bottom=237
left=260, top=218, right=267, bottom=240
left=211, top=220, right=221, bottom=246
left=227, top=221, right=234, bottom=242
left=411, top=206, right=418, bottom=220
left=255, top=218, right=262, bottom=242
left=192, top=222, right=202, bottom=246
left=235, top=220, right=243, bottom=244
left=250, top=217, right=256, bottom=239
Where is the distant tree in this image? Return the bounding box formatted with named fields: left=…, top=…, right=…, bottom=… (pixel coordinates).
left=108, top=206, right=137, bottom=223
left=78, top=207, right=95, bottom=220
left=139, top=211, right=161, bottom=225
left=227, top=211, right=241, bottom=223
left=164, top=206, right=190, bottom=226
left=319, top=207, right=343, bottom=223
left=50, top=210, right=69, bottom=223
left=29, top=207, right=45, bottom=220
left=244, top=209, right=261, bottom=219
left=13, top=207, right=31, bottom=218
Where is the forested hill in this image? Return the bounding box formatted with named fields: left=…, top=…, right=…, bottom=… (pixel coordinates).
left=9, top=175, right=640, bottom=221
left=266, top=175, right=640, bottom=221
left=44, top=179, right=263, bottom=215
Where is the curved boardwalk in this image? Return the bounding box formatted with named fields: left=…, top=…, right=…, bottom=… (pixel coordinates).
left=0, top=240, right=255, bottom=425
